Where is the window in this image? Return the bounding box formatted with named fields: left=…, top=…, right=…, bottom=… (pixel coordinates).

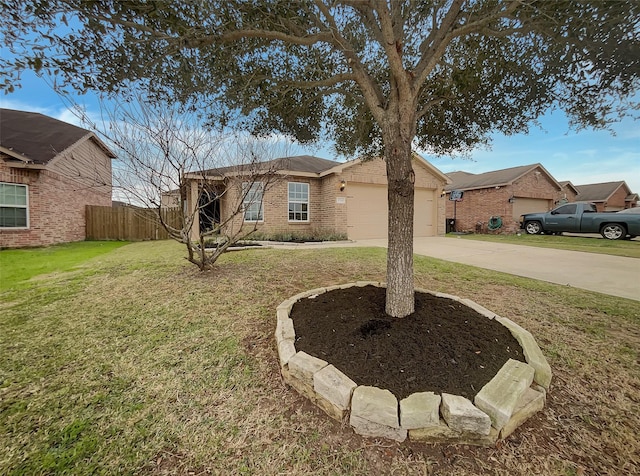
left=0, top=183, right=28, bottom=228
left=553, top=204, right=577, bottom=215
left=288, top=182, right=309, bottom=222
left=243, top=182, right=263, bottom=221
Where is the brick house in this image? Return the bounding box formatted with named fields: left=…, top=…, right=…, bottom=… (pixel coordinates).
left=184, top=154, right=450, bottom=241
left=444, top=163, right=569, bottom=234
left=573, top=181, right=638, bottom=211
left=0, top=109, right=115, bottom=248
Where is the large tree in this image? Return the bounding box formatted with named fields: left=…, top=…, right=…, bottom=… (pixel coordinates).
left=3, top=0, right=638, bottom=316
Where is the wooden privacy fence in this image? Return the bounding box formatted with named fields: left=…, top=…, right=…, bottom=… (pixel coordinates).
left=86, top=205, right=182, bottom=241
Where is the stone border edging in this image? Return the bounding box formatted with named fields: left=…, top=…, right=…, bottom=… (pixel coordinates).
left=276, top=282, right=551, bottom=445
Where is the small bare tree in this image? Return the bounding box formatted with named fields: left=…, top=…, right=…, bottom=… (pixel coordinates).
left=74, top=97, right=288, bottom=270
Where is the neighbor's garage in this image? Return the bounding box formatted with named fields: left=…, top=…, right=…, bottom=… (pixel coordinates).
left=513, top=197, right=552, bottom=217
left=346, top=183, right=436, bottom=240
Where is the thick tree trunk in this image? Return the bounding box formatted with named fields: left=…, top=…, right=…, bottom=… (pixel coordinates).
left=384, top=131, right=415, bottom=318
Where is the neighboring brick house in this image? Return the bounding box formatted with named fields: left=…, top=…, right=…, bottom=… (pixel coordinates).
left=573, top=181, right=638, bottom=211
left=0, top=109, right=115, bottom=248
left=184, top=154, right=450, bottom=240
left=444, top=164, right=567, bottom=234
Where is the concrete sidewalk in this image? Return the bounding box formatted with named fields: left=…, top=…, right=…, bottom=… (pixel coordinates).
left=352, top=237, right=639, bottom=301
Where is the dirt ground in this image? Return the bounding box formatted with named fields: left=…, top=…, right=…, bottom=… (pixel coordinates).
left=291, top=285, right=525, bottom=400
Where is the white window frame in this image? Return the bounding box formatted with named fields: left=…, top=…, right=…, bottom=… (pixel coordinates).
left=288, top=182, right=309, bottom=222
left=0, top=182, right=29, bottom=229
left=243, top=181, right=264, bottom=222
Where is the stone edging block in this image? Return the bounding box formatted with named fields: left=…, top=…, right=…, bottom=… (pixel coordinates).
left=276, top=283, right=550, bottom=444
left=474, top=359, right=535, bottom=430
left=277, top=339, right=296, bottom=368
left=441, top=393, right=491, bottom=435
left=400, top=392, right=440, bottom=430
left=500, top=387, right=546, bottom=439
left=314, top=364, right=357, bottom=410
left=350, top=386, right=407, bottom=442
left=496, top=316, right=553, bottom=389
left=288, top=351, right=328, bottom=386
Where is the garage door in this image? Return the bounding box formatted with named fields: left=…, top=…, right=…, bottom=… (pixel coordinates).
left=346, top=184, right=435, bottom=240
left=513, top=198, right=551, bottom=217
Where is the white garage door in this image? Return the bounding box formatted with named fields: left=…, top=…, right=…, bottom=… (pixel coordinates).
left=346, top=184, right=435, bottom=240
left=513, top=198, right=551, bottom=217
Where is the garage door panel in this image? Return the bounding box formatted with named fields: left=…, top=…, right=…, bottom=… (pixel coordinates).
left=347, top=184, right=435, bottom=240
left=346, top=184, right=388, bottom=240
left=513, top=198, right=551, bottom=217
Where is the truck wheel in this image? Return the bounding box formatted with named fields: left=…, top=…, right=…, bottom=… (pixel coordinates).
left=601, top=223, right=626, bottom=240
left=524, top=221, right=543, bottom=235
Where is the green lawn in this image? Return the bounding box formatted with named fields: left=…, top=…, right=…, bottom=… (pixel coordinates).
left=0, top=241, right=130, bottom=291
left=449, top=232, right=640, bottom=258
left=1, top=241, right=638, bottom=475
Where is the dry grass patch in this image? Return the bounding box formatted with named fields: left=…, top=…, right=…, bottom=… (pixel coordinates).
left=1, top=240, right=638, bottom=475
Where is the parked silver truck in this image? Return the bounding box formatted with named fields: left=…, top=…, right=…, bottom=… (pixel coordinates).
left=520, top=202, right=640, bottom=240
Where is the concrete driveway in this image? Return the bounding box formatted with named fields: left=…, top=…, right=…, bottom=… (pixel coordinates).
left=354, top=236, right=640, bottom=301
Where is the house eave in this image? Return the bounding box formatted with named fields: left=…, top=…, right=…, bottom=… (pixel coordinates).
left=445, top=164, right=562, bottom=193
left=0, top=145, right=32, bottom=163
left=1, top=158, right=47, bottom=170
left=184, top=169, right=322, bottom=181
left=445, top=182, right=513, bottom=193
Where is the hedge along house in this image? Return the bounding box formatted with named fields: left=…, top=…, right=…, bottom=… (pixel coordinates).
left=0, top=109, right=114, bottom=248
left=573, top=181, right=638, bottom=211
left=183, top=154, right=450, bottom=241
left=444, top=164, right=569, bottom=234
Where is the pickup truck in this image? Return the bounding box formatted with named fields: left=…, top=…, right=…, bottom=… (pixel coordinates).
left=520, top=202, right=640, bottom=240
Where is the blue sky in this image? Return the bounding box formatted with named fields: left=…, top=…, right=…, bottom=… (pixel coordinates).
left=2, top=69, right=639, bottom=193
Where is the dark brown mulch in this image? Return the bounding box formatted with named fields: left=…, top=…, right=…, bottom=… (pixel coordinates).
left=290, top=285, right=525, bottom=400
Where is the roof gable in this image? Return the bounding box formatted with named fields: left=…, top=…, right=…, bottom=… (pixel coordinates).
left=324, top=153, right=450, bottom=184
left=574, top=181, right=630, bottom=202
left=445, top=163, right=560, bottom=191
left=558, top=180, right=580, bottom=194
left=0, top=108, right=116, bottom=164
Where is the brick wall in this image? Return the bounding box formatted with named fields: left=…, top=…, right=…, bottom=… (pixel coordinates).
left=601, top=186, right=630, bottom=211
left=319, top=174, right=348, bottom=235
left=560, top=184, right=578, bottom=203
left=210, top=176, right=345, bottom=239
left=0, top=140, right=112, bottom=248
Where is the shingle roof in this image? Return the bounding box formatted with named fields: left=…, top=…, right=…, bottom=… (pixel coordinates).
left=574, top=181, right=629, bottom=202
left=445, top=163, right=557, bottom=191
left=199, top=155, right=341, bottom=176
left=0, top=108, right=116, bottom=164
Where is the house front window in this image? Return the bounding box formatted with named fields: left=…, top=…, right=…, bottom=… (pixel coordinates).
left=243, top=182, right=263, bottom=222
left=0, top=182, right=29, bottom=228
left=288, top=182, right=309, bottom=222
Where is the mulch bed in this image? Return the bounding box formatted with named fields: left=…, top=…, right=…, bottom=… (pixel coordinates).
left=290, top=285, right=525, bottom=400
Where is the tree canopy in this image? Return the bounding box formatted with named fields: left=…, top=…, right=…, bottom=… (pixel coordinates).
left=4, top=1, right=638, bottom=155
left=3, top=0, right=639, bottom=316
